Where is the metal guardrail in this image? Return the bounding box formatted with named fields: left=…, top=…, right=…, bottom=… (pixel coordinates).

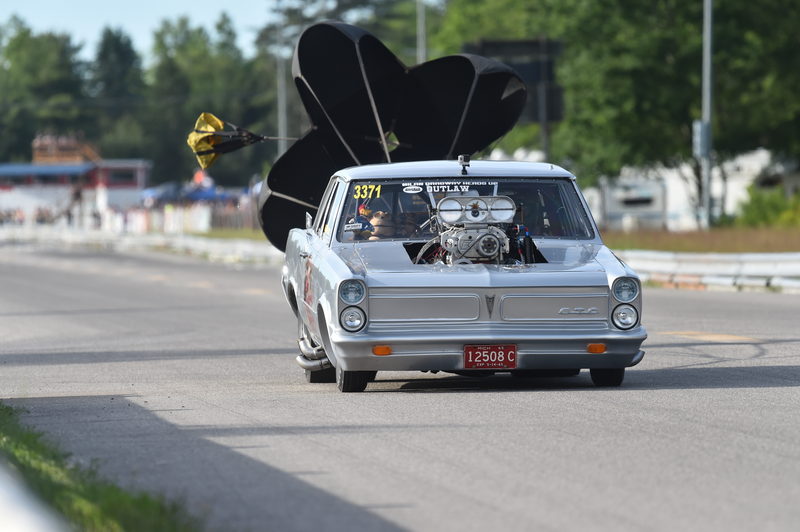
left=0, top=227, right=283, bottom=265
left=2, top=227, right=799, bottom=292
left=617, top=250, right=800, bottom=291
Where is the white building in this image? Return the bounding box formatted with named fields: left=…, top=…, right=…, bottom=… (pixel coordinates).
left=584, top=149, right=777, bottom=231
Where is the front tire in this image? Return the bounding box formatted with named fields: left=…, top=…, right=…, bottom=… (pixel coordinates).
left=337, top=365, right=370, bottom=392
left=590, top=368, right=625, bottom=387
left=305, top=367, right=336, bottom=383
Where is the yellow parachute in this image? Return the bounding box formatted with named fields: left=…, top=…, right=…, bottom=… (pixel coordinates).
left=187, top=112, right=291, bottom=169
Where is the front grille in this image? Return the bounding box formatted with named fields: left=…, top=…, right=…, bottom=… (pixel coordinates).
left=367, top=320, right=610, bottom=334
left=368, top=286, right=610, bottom=327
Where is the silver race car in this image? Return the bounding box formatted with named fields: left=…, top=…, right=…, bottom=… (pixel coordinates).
left=282, top=158, right=647, bottom=391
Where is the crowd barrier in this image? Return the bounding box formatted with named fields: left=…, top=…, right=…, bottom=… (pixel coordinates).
left=107, top=204, right=214, bottom=234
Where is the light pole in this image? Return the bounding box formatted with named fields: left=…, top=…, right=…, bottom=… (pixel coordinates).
left=277, top=53, right=288, bottom=158
left=416, top=0, right=427, bottom=64
left=700, top=0, right=713, bottom=228
left=538, top=36, right=550, bottom=161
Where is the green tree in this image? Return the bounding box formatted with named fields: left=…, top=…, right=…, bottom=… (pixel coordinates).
left=432, top=0, right=550, bottom=56
left=549, top=1, right=703, bottom=182
left=257, top=0, right=405, bottom=52
left=429, top=0, right=554, bottom=157
left=355, top=0, right=444, bottom=65
left=737, top=185, right=800, bottom=228
left=144, top=53, right=194, bottom=184
left=434, top=0, right=800, bottom=201
left=712, top=0, right=800, bottom=160
left=549, top=0, right=800, bottom=200
left=254, top=0, right=414, bottom=145
left=251, top=0, right=447, bottom=167
left=147, top=15, right=275, bottom=185
left=89, top=28, right=144, bottom=118
left=89, top=27, right=146, bottom=158
left=0, top=16, right=87, bottom=161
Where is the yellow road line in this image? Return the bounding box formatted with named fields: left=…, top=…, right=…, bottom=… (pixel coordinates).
left=240, top=288, right=271, bottom=296
left=660, top=331, right=757, bottom=343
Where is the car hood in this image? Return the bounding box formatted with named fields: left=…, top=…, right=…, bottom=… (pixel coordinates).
left=334, top=241, right=616, bottom=288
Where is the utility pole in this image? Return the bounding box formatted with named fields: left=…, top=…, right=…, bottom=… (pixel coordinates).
left=277, top=54, right=288, bottom=158
left=700, top=0, right=713, bottom=228
left=538, top=35, right=549, bottom=161
left=416, top=0, right=427, bottom=64
left=274, top=0, right=289, bottom=158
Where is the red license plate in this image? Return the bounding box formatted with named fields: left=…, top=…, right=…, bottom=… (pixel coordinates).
left=464, top=344, right=517, bottom=369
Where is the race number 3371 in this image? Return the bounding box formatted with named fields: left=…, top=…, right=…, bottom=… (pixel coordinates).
left=464, top=344, right=517, bottom=369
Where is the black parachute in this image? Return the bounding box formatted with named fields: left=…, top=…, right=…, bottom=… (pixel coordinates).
left=257, top=21, right=527, bottom=251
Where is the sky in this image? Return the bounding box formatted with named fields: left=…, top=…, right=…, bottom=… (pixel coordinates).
left=1, top=0, right=275, bottom=62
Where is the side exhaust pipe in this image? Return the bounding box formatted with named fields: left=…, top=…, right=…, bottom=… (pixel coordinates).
left=295, top=354, right=332, bottom=371
left=298, top=336, right=325, bottom=360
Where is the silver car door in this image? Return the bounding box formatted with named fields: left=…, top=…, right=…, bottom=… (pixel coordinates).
left=301, top=180, right=342, bottom=335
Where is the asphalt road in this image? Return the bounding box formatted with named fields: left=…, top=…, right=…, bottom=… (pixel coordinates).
left=2, top=243, right=799, bottom=531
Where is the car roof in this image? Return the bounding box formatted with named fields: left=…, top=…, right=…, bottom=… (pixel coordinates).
left=334, top=160, right=575, bottom=182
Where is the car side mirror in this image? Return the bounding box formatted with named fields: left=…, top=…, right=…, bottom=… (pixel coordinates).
left=305, top=212, right=313, bottom=230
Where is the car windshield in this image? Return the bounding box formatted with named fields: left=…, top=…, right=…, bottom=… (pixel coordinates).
left=337, top=177, right=594, bottom=242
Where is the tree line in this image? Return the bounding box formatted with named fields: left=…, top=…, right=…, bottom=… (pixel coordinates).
left=0, top=13, right=278, bottom=186
left=1, top=0, right=797, bottom=192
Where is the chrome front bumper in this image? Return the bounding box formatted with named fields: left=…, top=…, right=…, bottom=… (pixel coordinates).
left=329, top=325, right=647, bottom=371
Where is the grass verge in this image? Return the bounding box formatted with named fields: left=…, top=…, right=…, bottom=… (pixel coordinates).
left=190, top=228, right=264, bottom=241
left=0, top=403, right=200, bottom=532
left=601, top=228, right=800, bottom=253
left=192, top=227, right=800, bottom=252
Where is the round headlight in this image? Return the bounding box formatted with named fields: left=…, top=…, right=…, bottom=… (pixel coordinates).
left=613, top=278, right=639, bottom=303
left=339, top=280, right=365, bottom=305
left=438, top=198, right=463, bottom=224
left=340, top=306, right=366, bottom=332
left=612, top=304, right=638, bottom=330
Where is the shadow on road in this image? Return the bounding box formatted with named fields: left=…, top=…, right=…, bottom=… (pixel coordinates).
left=644, top=338, right=800, bottom=349
left=623, top=364, right=800, bottom=390
left=6, top=395, right=404, bottom=532
left=0, top=303, right=240, bottom=318
left=0, top=348, right=294, bottom=366
left=377, top=364, right=800, bottom=393
left=380, top=374, right=591, bottom=393
left=180, top=423, right=458, bottom=438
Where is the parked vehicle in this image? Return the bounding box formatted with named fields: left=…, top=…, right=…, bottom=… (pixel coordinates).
left=282, top=158, right=647, bottom=392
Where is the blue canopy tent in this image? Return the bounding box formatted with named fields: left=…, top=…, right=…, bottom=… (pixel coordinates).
left=0, top=162, right=95, bottom=182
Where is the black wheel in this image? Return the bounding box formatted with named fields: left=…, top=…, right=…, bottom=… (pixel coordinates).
left=590, top=368, right=625, bottom=387
left=511, top=369, right=580, bottom=378
left=305, top=367, right=336, bottom=383
left=336, top=365, right=370, bottom=392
